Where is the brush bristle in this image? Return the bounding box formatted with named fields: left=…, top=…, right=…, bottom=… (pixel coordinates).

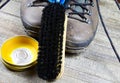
left=37, top=3, right=65, bottom=81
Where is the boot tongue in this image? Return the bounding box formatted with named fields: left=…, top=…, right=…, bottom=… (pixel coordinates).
left=74, top=0, right=86, bottom=13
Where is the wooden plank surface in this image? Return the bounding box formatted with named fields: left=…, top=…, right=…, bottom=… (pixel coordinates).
left=0, top=0, right=120, bottom=83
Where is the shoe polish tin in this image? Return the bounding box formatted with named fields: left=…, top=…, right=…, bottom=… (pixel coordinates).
left=0, top=36, right=38, bottom=71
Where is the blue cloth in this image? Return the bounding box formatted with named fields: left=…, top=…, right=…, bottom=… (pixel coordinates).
left=48, top=0, right=65, bottom=4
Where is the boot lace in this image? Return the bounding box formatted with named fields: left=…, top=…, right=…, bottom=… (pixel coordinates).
left=0, top=0, right=120, bottom=62
left=66, top=0, right=94, bottom=23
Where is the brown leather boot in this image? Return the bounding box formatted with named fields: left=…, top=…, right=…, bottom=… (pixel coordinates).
left=20, top=0, right=99, bottom=53
left=65, top=0, right=99, bottom=53
left=20, top=0, right=48, bottom=39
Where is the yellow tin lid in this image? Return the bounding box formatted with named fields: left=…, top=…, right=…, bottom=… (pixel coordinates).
left=0, top=36, right=39, bottom=71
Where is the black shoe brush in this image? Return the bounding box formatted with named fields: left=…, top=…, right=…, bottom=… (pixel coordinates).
left=37, top=3, right=67, bottom=81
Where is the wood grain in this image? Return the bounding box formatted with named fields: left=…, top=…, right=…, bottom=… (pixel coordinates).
left=0, top=0, right=120, bottom=83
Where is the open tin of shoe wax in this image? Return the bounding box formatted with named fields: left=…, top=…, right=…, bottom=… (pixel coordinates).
left=0, top=36, right=39, bottom=71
